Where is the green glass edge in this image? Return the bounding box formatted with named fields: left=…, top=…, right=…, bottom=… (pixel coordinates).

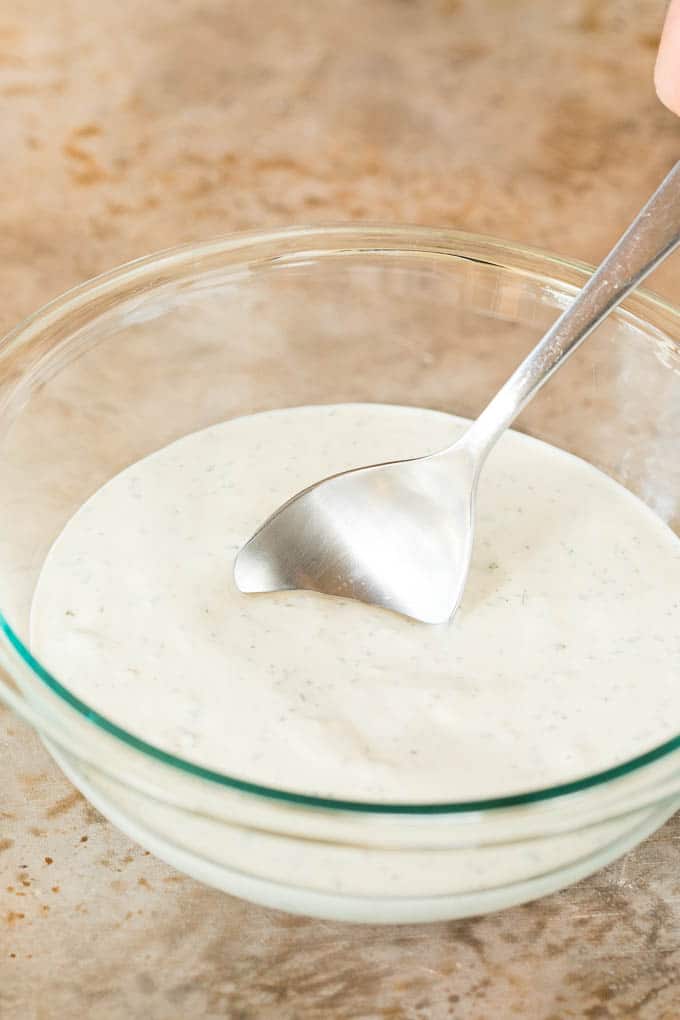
left=3, top=613, right=680, bottom=815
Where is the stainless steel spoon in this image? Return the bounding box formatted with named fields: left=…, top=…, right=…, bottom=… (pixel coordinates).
left=234, top=162, right=680, bottom=624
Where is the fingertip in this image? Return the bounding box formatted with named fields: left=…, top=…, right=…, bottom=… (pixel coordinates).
left=654, top=68, right=680, bottom=116
left=656, top=0, right=680, bottom=115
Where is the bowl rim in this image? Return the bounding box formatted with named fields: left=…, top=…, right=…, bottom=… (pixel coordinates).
left=2, top=223, right=679, bottom=815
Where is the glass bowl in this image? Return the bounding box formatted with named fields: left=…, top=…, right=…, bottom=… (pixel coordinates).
left=0, top=226, right=678, bottom=923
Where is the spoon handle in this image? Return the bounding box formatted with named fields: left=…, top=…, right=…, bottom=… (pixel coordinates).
left=465, top=160, right=680, bottom=459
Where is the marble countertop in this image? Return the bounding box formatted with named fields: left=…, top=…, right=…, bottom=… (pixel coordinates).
left=1, top=1, right=679, bottom=1017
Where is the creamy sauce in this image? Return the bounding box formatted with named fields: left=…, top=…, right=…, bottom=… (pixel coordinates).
left=30, top=404, right=680, bottom=802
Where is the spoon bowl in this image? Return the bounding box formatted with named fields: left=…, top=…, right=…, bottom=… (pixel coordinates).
left=235, top=446, right=476, bottom=623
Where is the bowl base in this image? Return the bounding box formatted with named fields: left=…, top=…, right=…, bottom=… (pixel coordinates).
left=45, top=739, right=679, bottom=925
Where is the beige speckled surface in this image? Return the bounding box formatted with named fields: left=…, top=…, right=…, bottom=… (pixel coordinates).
left=2, top=1, right=680, bottom=1017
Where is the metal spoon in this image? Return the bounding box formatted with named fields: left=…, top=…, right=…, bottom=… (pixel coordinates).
left=234, top=162, right=680, bottom=624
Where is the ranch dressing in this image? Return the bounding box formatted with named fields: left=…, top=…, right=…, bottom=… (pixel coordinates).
left=30, top=404, right=680, bottom=802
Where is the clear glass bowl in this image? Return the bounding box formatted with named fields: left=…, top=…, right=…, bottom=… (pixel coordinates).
left=0, top=226, right=678, bottom=922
